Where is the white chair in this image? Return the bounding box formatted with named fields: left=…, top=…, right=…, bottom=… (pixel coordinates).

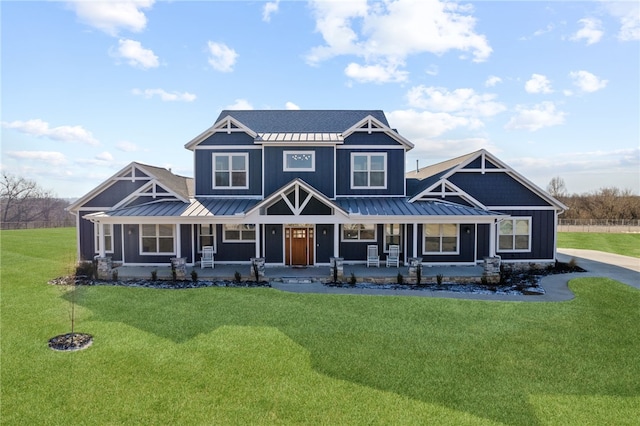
left=201, top=246, right=214, bottom=268
left=386, top=245, right=400, bottom=267
left=366, top=245, right=379, bottom=267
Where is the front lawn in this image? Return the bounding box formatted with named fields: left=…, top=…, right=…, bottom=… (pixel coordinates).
left=558, top=232, right=640, bottom=258
left=2, top=228, right=639, bottom=425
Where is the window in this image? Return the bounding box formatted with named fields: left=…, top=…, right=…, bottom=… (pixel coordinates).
left=213, top=153, right=248, bottom=188
left=198, top=224, right=216, bottom=252
left=284, top=151, right=315, bottom=171
left=424, top=224, right=459, bottom=254
left=384, top=224, right=402, bottom=252
left=351, top=153, right=386, bottom=189
left=223, top=224, right=256, bottom=242
left=342, top=224, right=376, bottom=241
left=140, top=224, right=175, bottom=254
left=95, top=223, right=113, bottom=253
left=498, top=218, right=531, bottom=252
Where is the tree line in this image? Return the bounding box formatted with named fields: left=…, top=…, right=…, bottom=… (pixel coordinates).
left=1, top=173, right=72, bottom=229
left=547, top=176, right=640, bottom=220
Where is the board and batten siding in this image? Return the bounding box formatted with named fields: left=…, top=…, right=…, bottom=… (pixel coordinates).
left=335, top=148, right=405, bottom=196
left=495, top=209, right=556, bottom=261
left=82, top=180, right=149, bottom=207
left=194, top=148, right=262, bottom=196
left=263, top=146, right=335, bottom=197
left=448, top=172, right=551, bottom=207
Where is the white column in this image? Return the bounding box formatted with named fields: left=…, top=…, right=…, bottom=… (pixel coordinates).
left=334, top=224, right=340, bottom=257
left=98, top=222, right=106, bottom=258
left=175, top=224, right=182, bottom=258
left=489, top=220, right=496, bottom=257
left=412, top=223, right=418, bottom=258
left=255, top=223, right=261, bottom=258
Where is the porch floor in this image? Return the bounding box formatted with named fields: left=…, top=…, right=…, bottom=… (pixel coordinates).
left=114, top=263, right=484, bottom=283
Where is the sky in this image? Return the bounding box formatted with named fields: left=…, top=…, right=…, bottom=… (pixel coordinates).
left=1, top=0, right=639, bottom=199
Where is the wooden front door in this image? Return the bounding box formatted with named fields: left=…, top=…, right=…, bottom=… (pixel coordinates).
left=286, top=227, right=314, bottom=266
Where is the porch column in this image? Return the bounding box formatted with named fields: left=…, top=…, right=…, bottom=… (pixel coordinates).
left=175, top=224, right=181, bottom=258
left=334, top=224, right=340, bottom=257
left=98, top=222, right=106, bottom=258
left=489, top=220, right=497, bottom=257
left=412, top=223, right=418, bottom=258
left=255, top=223, right=261, bottom=258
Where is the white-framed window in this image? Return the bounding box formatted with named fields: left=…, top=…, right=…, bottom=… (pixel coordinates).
left=498, top=218, right=531, bottom=252
left=424, top=224, right=459, bottom=254
left=94, top=223, right=113, bottom=253
left=223, top=224, right=256, bottom=242
left=213, top=153, right=248, bottom=189
left=351, top=153, right=386, bottom=189
left=140, top=224, right=175, bottom=254
left=384, top=224, right=402, bottom=252
left=197, top=224, right=216, bottom=253
left=342, top=224, right=376, bottom=241
left=283, top=151, right=315, bottom=171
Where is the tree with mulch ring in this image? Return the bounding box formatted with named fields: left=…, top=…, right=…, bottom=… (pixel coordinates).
left=48, top=268, right=93, bottom=352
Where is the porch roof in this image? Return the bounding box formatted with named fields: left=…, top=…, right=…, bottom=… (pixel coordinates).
left=335, top=197, right=502, bottom=217
left=87, top=198, right=259, bottom=219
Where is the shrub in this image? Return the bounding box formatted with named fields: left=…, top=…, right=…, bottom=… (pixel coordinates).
left=75, top=261, right=95, bottom=279
left=396, top=273, right=403, bottom=284
left=191, top=270, right=198, bottom=282
left=349, top=272, right=357, bottom=286
left=568, top=257, right=578, bottom=269
left=111, top=269, right=118, bottom=281
left=416, top=264, right=422, bottom=286
left=436, top=274, right=443, bottom=285
left=151, top=270, right=157, bottom=281
left=234, top=271, right=242, bottom=283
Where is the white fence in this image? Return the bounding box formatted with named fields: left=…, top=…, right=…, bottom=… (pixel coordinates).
left=558, top=219, right=640, bottom=233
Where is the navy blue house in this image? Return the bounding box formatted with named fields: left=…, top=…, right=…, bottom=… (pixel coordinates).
left=68, top=110, right=566, bottom=269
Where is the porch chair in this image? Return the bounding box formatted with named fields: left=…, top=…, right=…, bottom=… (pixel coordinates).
left=366, top=245, right=380, bottom=267
left=386, top=245, right=400, bottom=268
left=201, top=246, right=214, bottom=268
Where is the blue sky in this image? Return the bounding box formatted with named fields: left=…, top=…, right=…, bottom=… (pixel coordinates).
left=2, top=0, right=639, bottom=198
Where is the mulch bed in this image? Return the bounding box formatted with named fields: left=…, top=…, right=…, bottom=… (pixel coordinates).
left=48, top=333, right=93, bottom=352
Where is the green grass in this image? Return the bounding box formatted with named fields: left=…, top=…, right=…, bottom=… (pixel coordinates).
left=558, top=232, right=640, bottom=258
left=2, top=228, right=639, bottom=425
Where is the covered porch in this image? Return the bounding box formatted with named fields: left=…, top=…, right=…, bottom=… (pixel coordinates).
left=112, top=262, right=486, bottom=284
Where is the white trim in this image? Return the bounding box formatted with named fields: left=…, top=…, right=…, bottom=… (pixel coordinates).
left=341, top=223, right=377, bottom=242
left=496, top=217, right=532, bottom=253
left=196, top=224, right=217, bottom=253
left=409, top=180, right=486, bottom=209
left=222, top=223, right=256, bottom=243
left=422, top=223, right=460, bottom=255
left=212, top=152, right=249, bottom=190
left=139, top=224, right=176, bottom=255
left=342, top=115, right=414, bottom=150
left=283, top=150, right=315, bottom=172
left=94, top=223, right=114, bottom=254
left=336, top=145, right=406, bottom=150
left=185, top=115, right=258, bottom=150
left=195, top=145, right=262, bottom=150
left=350, top=152, right=387, bottom=190
left=487, top=206, right=558, bottom=211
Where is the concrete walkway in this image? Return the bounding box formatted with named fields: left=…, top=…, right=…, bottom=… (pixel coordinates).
left=270, top=249, right=639, bottom=301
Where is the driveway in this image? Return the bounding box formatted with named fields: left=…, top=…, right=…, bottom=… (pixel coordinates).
left=557, top=248, right=639, bottom=290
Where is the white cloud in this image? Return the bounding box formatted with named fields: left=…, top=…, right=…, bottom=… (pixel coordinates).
left=569, top=70, right=608, bottom=93
left=68, top=0, right=154, bottom=36
left=485, top=75, right=502, bottom=87
left=306, top=0, right=491, bottom=82
left=225, top=99, right=253, bottom=110
left=285, top=102, right=300, bottom=110
left=263, top=0, right=279, bottom=22
left=525, top=74, right=553, bottom=94
left=505, top=101, right=566, bottom=132
left=95, top=152, right=114, bottom=162
left=2, top=119, right=100, bottom=146
left=603, top=2, right=640, bottom=42
left=406, top=86, right=506, bottom=117
left=113, top=39, right=159, bottom=69
left=207, top=41, right=238, bottom=72
left=6, top=151, right=68, bottom=166
left=116, top=141, right=141, bottom=152
left=570, top=18, right=604, bottom=45
left=132, top=88, right=196, bottom=102
left=345, top=62, right=408, bottom=83
left=387, top=109, right=480, bottom=140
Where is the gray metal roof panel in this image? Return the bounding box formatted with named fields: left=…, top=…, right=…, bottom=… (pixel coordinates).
left=335, top=198, right=500, bottom=217
left=101, top=198, right=259, bottom=218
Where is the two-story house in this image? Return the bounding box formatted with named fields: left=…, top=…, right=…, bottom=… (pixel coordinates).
left=68, top=110, right=566, bottom=269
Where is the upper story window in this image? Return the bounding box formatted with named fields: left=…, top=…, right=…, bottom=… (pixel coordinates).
left=284, top=151, right=315, bottom=171
left=140, top=224, right=175, bottom=255
left=498, top=218, right=531, bottom=252
left=424, top=224, right=459, bottom=254
left=351, top=153, right=386, bottom=189
left=213, top=153, right=248, bottom=189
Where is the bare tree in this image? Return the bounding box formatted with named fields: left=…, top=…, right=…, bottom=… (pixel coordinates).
left=547, top=176, right=567, bottom=198
left=1, top=173, right=70, bottom=226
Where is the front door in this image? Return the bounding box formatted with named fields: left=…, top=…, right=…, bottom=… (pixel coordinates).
left=286, top=226, right=314, bottom=266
